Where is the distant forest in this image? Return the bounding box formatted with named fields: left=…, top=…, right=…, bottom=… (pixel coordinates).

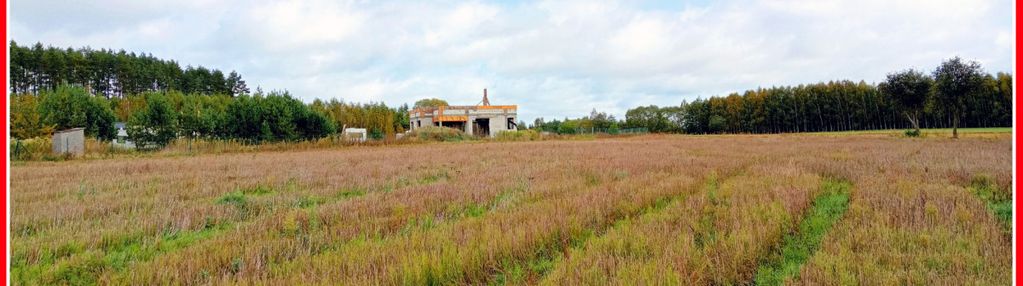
left=538, top=58, right=1012, bottom=135
left=9, top=42, right=410, bottom=149
left=9, top=41, right=249, bottom=98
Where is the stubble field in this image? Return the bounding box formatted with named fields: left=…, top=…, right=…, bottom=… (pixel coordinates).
left=9, top=133, right=1013, bottom=285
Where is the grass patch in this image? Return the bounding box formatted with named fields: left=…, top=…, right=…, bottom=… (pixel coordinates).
left=215, top=185, right=274, bottom=207
left=968, top=175, right=1012, bottom=231
left=693, top=173, right=722, bottom=249
left=420, top=170, right=451, bottom=184
left=105, top=223, right=231, bottom=272
left=753, top=178, right=851, bottom=286
left=455, top=203, right=489, bottom=218
left=336, top=187, right=368, bottom=199
left=216, top=191, right=248, bottom=206
left=14, top=223, right=233, bottom=285
left=294, top=195, right=327, bottom=208
left=490, top=230, right=595, bottom=285
left=397, top=217, right=438, bottom=236
left=239, top=184, right=274, bottom=195
left=411, top=126, right=473, bottom=141
left=494, top=129, right=542, bottom=141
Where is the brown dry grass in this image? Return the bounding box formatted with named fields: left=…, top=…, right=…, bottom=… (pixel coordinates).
left=9, top=133, right=1012, bottom=285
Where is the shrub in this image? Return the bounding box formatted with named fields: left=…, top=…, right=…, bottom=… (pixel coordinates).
left=495, top=130, right=541, bottom=141
left=410, top=126, right=471, bottom=142
left=9, top=137, right=52, bottom=161
left=904, top=129, right=921, bottom=137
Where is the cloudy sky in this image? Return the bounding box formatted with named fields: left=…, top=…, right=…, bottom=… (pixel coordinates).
left=10, top=0, right=1014, bottom=121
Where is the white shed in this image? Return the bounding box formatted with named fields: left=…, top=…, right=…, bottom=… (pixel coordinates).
left=52, top=127, right=85, bottom=156
left=343, top=128, right=368, bottom=142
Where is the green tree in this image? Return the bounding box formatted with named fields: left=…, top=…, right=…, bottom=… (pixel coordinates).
left=223, top=90, right=335, bottom=143
left=295, top=108, right=337, bottom=140
left=38, top=85, right=117, bottom=140
left=413, top=98, right=449, bottom=108
left=608, top=122, right=621, bottom=134
left=127, top=93, right=178, bottom=150
left=932, top=57, right=984, bottom=138
left=177, top=93, right=211, bottom=139
left=558, top=119, right=578, bottom=134
left=708, top=115, right=727, bottom=134
left=394, top=103, right=410, bottom=131
left=626, top=105, right=671, bottom=132
left=226, top=70, right=249, bottom=96
left=879, top=69, right=932, bottom=134
left=9, top=42, right=244, bottom=98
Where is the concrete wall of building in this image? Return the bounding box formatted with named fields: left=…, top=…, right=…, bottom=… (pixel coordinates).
left=52, top=128, right=85, bottom=156
left=488, top=115, right=507, bottom=137
left=410, top=117, right=434, bottom=130
left=443, top=109, right=466, bottom=115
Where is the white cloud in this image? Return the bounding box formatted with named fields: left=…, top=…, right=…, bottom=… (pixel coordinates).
left=241, top=0, right=365, bottom=51
left=9, top=0, right=1014, bottom=122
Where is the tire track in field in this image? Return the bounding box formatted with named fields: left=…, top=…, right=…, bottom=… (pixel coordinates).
left=752, top=178, right=851, bottom=285
left=538, top=165, right=820, bottom=285
left=113, top=159, right=560, bottom=284
left=254, top=159, right=748, bottom=285
left=13, top=167, right=461, bottom=285
left=489, top=168, right=742, bottom=285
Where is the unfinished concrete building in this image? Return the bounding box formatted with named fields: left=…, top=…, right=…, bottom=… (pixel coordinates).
left=409, top=89, right=517, bottom=137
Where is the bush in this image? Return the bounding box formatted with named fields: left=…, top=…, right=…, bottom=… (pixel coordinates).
left=411, top=126, right=471, bottom=142
left=495, top=130, right=541, bottom=141
left=904, top=129, right=921, bottom=137
left=9, top=137, right=52, bottom=161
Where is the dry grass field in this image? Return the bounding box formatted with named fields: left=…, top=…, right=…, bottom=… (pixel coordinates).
left=9, top=133, right=1012, bottom=285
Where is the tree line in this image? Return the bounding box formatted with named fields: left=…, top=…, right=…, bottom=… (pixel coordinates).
left=620, top=58, right=1011, bottom=135
left=531, top=109, right=619, bottom=134
left=9, top=46, right=1012, bottom=150
left=9, top=85, right=412, bottom=149
left=9, top=41, right=249, bottom=98
left=8, top=42, right=418, bottom=149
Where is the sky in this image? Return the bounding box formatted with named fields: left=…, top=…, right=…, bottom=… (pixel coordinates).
left=9, top=0, right=1015, bottom=122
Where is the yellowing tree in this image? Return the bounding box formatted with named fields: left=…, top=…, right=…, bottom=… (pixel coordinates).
left=9, top=94, right=53, bottom=139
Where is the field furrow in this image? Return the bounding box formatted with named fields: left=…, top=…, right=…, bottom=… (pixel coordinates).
left=540, top=164, right=820, bottom=285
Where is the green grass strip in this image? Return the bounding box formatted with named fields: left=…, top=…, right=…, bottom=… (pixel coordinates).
left=969, top=175, right=1012, bottom=231
left=754, top=179, right=851, bottom=286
